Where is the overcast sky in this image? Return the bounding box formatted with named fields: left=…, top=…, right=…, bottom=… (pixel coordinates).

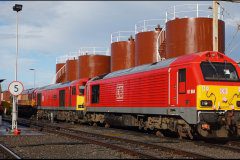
left=0, top=1, right=240, bottom=90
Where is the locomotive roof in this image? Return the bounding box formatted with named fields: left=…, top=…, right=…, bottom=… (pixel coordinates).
left=21, top=88, right=36, bottom=94
left=37, top=81, right=71, bottom=91
left=102, top=57, right=177, bottom=80
left=99, top=51, right=231, bottom=80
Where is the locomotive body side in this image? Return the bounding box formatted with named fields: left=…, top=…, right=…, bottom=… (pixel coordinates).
left=85, top=51, right=240, bottom=138
left=18, top=88, right=37, bottom=117
left=36, top=78, right=88, bottom=121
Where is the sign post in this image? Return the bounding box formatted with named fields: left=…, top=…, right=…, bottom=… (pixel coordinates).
left=8, top=81, right=24, bottom=132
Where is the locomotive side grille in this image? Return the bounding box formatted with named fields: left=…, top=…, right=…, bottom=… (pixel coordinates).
left=100, top=71, right=168, bottom=107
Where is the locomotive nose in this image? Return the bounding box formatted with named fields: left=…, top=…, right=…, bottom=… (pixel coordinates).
left=197, top=85, right=240, bottom=111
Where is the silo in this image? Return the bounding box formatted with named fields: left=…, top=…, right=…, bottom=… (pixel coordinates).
left=56, top=63, right=65, bottom=74
left=55, top=56, right=67, bottom=83
left=66, top=58, right=78, bottom=81
left=135, top=21, right=165, bottom=66
left=78, top=55, right=110, bottom=79
left=111, top=32, right=135, bottom=72
left=166, top=18, right=225, bottom=58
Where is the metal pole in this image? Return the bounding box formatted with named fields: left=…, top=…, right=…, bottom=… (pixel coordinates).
left=30, top=69, right=35, bottom=88
left=213, top=1, right=218, bottom=51
left=174, top=6, right=176, bottom=19
left=15, top=13, right=18, bottom=81
left=165, top=11, right=168, bottom=23
left=197, top=4, right=199, bottom=17
left=34, top=69, right=36, bottom=88
left=143, top=20, right=146, bottom=31
left=12, top=12, right=19, bottom=130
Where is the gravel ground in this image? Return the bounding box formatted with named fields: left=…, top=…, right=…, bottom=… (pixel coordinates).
left=66, top=123, right=240, bottom=159
left=2, top=120, right=240, bottom=159
left=0, top=133, right=137, bottom=159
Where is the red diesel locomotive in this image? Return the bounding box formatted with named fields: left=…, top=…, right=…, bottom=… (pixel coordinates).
left=35, top=78, right=88, bottom=122
left=84, top=51, right=240, bottom=138
left=19, top=51, right=240, bottom=139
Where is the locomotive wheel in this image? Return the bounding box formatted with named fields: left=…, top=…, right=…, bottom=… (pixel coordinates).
left=197, top=124, right=209, bottom=138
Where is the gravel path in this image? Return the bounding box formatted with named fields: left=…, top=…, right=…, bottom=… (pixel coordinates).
left=65, top=123, right=240, bottom=159
left=0, top=133, right=137, bottom=159
left=2, top=120, right=240, bottom=159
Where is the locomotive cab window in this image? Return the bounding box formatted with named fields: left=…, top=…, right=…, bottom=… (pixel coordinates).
left=178, top=68, right=186, bottom=94
left=72, top=86, right=76, bottom=95
left=92, top=85, right=100, bottom=104
left=201, top=61, right=239, bottom=81
left=79, top=85, right=85, bottom=95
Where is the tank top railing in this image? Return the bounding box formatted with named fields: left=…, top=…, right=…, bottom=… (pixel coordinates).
left=135, top=19, right=166, bottom=34
left=56, top=53, right=78, bottom=64
left=78, top=47, right=110, bottom=56
left=165, top=3, right=224, bottom=21
left=111, top=31, right=135, bottom=43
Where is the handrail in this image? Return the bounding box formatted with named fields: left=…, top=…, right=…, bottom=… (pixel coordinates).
left=55, top=64, right=66, bottom=83
left=79, top=47, right=110, bottom=56
left=135, top=19, right=166, bottom=34
left=156, top=25, right=166, bottom=62
left=111, top=31, right=135, bottom=43
left=165, top=3, right=224, bottom=21
left=56, top=53, right=78, bottom=64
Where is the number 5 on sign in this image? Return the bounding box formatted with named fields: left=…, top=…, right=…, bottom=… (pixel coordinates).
left=8, top=81, right=24, bottom=96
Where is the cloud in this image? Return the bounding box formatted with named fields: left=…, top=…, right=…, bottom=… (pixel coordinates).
left=0, top=1, right=240, bottom=90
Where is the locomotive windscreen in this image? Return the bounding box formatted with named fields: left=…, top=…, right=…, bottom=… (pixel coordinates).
left=200, top=61, right=239, bottom=81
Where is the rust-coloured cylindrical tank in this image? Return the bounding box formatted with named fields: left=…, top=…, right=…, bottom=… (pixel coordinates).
left=78, top=55, right=110, bottom=79
left=166, top=17, right=225, bottom=58
left=56, top=63, right=65, bottom=73
left=66, top=59, right=78, bottom=81
left=135, top=26, right=162, bottom=66
left=111, top=37, right=135, bottom=72
left=56, top=62, right=67, bottom=83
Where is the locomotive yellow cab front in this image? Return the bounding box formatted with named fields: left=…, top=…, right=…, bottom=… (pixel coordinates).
left=196, top=59, right=240, bottom=138
left=197, top=85, right=240, bottom=111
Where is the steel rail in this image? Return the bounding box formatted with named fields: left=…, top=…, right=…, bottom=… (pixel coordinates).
left=42, top=127, right=158, bottom=159
left=0, top=144, right=21, bottom=159
left=4, top=117, right=235, bottom=159
left=31, top=121, right=214, bottom=159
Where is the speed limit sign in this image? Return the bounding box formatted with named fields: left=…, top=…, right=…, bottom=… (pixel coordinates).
left=8, top=81, right=24, bottom=96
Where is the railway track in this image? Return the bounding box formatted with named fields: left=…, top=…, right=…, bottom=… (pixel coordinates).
left=5, top=117, right=240, bottom=158
left=2, top=117, right=214, bottom=159
left=0, top=143, right=21, bottom=159
left=196, top=141, right=240, bottom=153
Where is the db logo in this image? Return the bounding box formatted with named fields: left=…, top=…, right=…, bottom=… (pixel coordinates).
left=116, top=84, right=124, bottom=101
left=220, top=88, right=228, bottom=94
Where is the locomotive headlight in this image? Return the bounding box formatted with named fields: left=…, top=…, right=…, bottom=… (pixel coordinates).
left=236, top=101, right=240, bottom=107
left=200, top=100, right=213, bottom=107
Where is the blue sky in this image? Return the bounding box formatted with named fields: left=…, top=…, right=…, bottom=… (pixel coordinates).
left=0, top=1, right=240, bottom=90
